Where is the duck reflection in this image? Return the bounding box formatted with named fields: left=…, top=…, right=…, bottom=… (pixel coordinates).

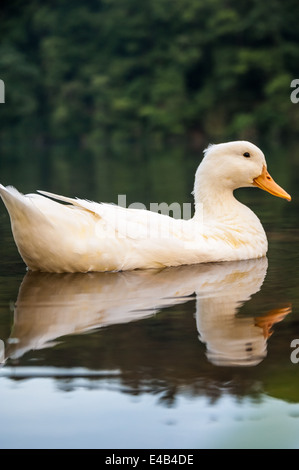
left=4, top=257, right=290, bottom=367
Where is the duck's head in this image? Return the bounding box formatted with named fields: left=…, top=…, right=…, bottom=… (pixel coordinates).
left=196, top=141, right=291, bottom=201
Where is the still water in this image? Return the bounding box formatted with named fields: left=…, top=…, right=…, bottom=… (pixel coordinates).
left=0, top=140, right=299, bottom=449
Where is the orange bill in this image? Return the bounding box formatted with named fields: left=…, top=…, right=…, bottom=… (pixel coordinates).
left=255, top=304, right=292, bottom=339
left=253, top=165, right=291, bottom=201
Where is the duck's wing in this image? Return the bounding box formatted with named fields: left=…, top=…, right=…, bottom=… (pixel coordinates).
left=38, top=190, right=189, bottom=240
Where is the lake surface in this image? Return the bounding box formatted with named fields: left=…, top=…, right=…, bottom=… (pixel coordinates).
left=0, top=139, right=299, bottom=449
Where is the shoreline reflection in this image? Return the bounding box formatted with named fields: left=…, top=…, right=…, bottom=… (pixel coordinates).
left=4, top=257, right=291, bottom=367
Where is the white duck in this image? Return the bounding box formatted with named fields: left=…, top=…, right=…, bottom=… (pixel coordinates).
left=0, top=141, right=291, bottom=273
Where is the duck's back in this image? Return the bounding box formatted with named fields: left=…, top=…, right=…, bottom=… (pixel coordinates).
left=0, top=185, right=204, bottom=272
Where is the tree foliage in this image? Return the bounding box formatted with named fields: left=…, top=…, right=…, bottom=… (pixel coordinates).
left=1, top=0, right=299, bottom=143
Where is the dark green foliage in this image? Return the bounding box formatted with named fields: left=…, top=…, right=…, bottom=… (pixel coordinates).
left=1, top=0, right=299, bottom=143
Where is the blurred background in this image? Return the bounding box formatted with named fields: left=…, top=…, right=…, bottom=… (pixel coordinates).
left=1, top=0, right=299, bottom=200
left=1, top=0, right=299, bottom=147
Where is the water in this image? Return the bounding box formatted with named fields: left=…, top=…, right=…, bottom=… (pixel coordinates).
left=0, top=140, right=299, bottom=449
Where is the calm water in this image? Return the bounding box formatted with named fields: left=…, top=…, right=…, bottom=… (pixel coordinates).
left=0, top=140, right=299, bottom=449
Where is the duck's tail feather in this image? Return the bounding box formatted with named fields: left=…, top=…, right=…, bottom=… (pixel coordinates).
left=0, top=185, right=52, bottom=222
left=0, top=184, right=29, bottom=210
left=0, top=184, right=23, bottom=199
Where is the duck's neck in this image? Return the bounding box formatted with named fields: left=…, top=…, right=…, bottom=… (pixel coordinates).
left=191, top=171, right=268, bottom=259
left=193, top=180, right=243, bottom=221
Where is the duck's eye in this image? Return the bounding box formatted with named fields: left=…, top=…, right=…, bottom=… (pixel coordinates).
left=243, top=152, right=250, bottom=158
